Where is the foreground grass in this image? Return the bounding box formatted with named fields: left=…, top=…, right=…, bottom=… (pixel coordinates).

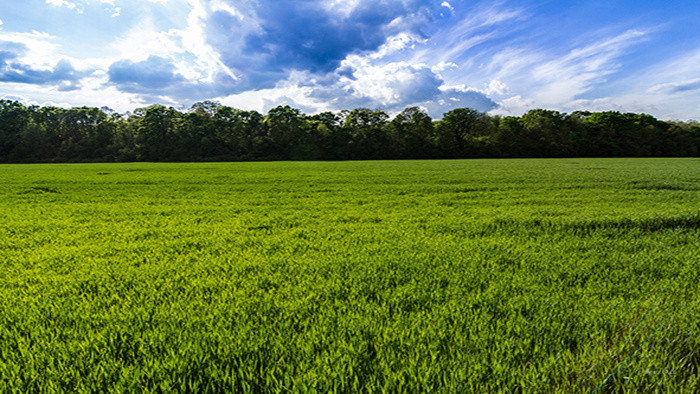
left=0, top=158, right=698, bottom=392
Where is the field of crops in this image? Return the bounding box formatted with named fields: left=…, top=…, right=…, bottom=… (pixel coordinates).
left=0, top=158, right=698, bottom=392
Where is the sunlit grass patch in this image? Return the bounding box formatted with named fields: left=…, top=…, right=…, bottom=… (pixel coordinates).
left=0, top=158, right=697, bottom=392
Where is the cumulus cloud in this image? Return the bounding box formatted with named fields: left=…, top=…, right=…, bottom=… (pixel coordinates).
left=217, top=44, right=497, bottom=118
left=0, top=40, right=85, bottom=88
left=0, top=0, right=504, bottom=114
left=99, top=0, right=497, bottom=115
left=107, top=54, right=238, bottom=103
left=84, top=0, right=240, bottom=105
left=205, top=0, right=439, bottom=90
left=339, top=59, right=442, bottom=106
left=108, top=55, right=185, bottom=90
left=423, top=88, right=498, bottom=117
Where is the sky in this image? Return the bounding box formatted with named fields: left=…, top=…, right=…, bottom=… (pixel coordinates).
left=0, top=0, right=698, bottom=120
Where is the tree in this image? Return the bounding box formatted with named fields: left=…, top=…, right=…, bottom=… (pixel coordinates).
left=0, top=100, right=698, bottom=162
left=213, top=107, right=266, bottom=160
left=520, top=109, right=571, bottom=157
left=135, top=105, right=181, bottom=161
left=342, top=108, right=389, bottom=159
left=0, top=100, right=31, bottom=161
left=263, top=105, right=309, bottom=159
left=387, top=107, right=435, bottom=158
left=190, top=101, right=221, bottom=117
left=306, top=112, right=342, bottom=160
left=54, top=107, right=115, bottom=161
left=493, top=116, right=525, bottom=157
left=435, top=108, right=482, bottom=157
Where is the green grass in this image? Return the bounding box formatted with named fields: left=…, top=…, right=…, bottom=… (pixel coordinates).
left=0, top=158, right=698, bottom=392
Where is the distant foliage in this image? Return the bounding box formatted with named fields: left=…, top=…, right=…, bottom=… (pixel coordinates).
left=0, top=99, right=697, bottom=162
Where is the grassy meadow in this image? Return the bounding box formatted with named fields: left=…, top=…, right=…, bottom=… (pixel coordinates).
left=0, top=158, right=698, bottom=392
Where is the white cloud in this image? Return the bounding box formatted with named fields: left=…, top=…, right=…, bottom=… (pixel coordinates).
left=0, top=74, right=145, bottom=112
left=180, top=0, right=238, bottom=82
left=214, top=76, right=325, bottom=114
left=478, top=29, right=651, bottom=117
left=431, top=61, right=457, bottom=74
left=345, top=60, right=441, bottom=106
left=108, top=0, right=238, bottom=84
left=485, top=79, right=508, bottom=96
left=46, top=0, right=77, bottom=8
left=490, top=95, right=534, bottom=116
left=111, top=19, right=182, bottom=62
left=613, top=48, right=700, bottom=120
left=46, top=0, right=83, bottom=13
left=0, top=31, right=61, bottom=69
left=441, top=1, right=454, bottom=14
left=644, top=49, right=700, bottom=93
left=649, top=78, right=700, bottom=95
left=209, top=34, right=497, bottom=118
left=470, top=23, right=697, bottom=120
left=484, top=48, right=542, bottom=80
left=322, top=0, right=362, bottom=18
left=370, top=33, right=423, bottom=59
left=411, top=3, right=525, bottom=71
left=493, top=46, right=700, bottom=121
left=528, top=30, right=646, bottom=105
left=209, top=0, right=243, bottom=18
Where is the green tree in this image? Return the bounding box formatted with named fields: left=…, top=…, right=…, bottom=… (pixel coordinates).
left=387, top=107, right=435, bottom=158
left=493, top=116, right=525, bottom=157
left=519, top=109, right=571, bottom=157
left=263, top=106, right=308, bottom=159
left=306, top=112, right=343, bottom=160
left=435, top=108, right=483, bottom=157
left=342, top=108, right=389, bottom=159
left=135, top=105, right=181, bottom=161
left=0, top=100, right=30, bottom=162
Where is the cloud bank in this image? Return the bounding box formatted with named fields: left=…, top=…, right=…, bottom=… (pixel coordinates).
left=0, top=0, right=698, bottom=119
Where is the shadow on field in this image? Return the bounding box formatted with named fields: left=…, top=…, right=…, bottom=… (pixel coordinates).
left=19, top=186, right=61, bottom=194
left=627, top=181, right=699, bottom=191
left=484, top=214, right=700, bottom=236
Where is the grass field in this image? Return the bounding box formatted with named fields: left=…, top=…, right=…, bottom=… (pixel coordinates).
left=0, top=158, right=698, bottom=392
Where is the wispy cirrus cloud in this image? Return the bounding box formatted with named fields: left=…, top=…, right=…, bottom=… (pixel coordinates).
left=481, top=29, right=649, bottom=114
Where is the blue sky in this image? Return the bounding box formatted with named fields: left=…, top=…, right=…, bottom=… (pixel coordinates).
left=0, top=0, right=698, bottom=119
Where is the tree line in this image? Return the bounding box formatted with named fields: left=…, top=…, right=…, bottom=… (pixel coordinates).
left=0, top=99, right=697, bottom=163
